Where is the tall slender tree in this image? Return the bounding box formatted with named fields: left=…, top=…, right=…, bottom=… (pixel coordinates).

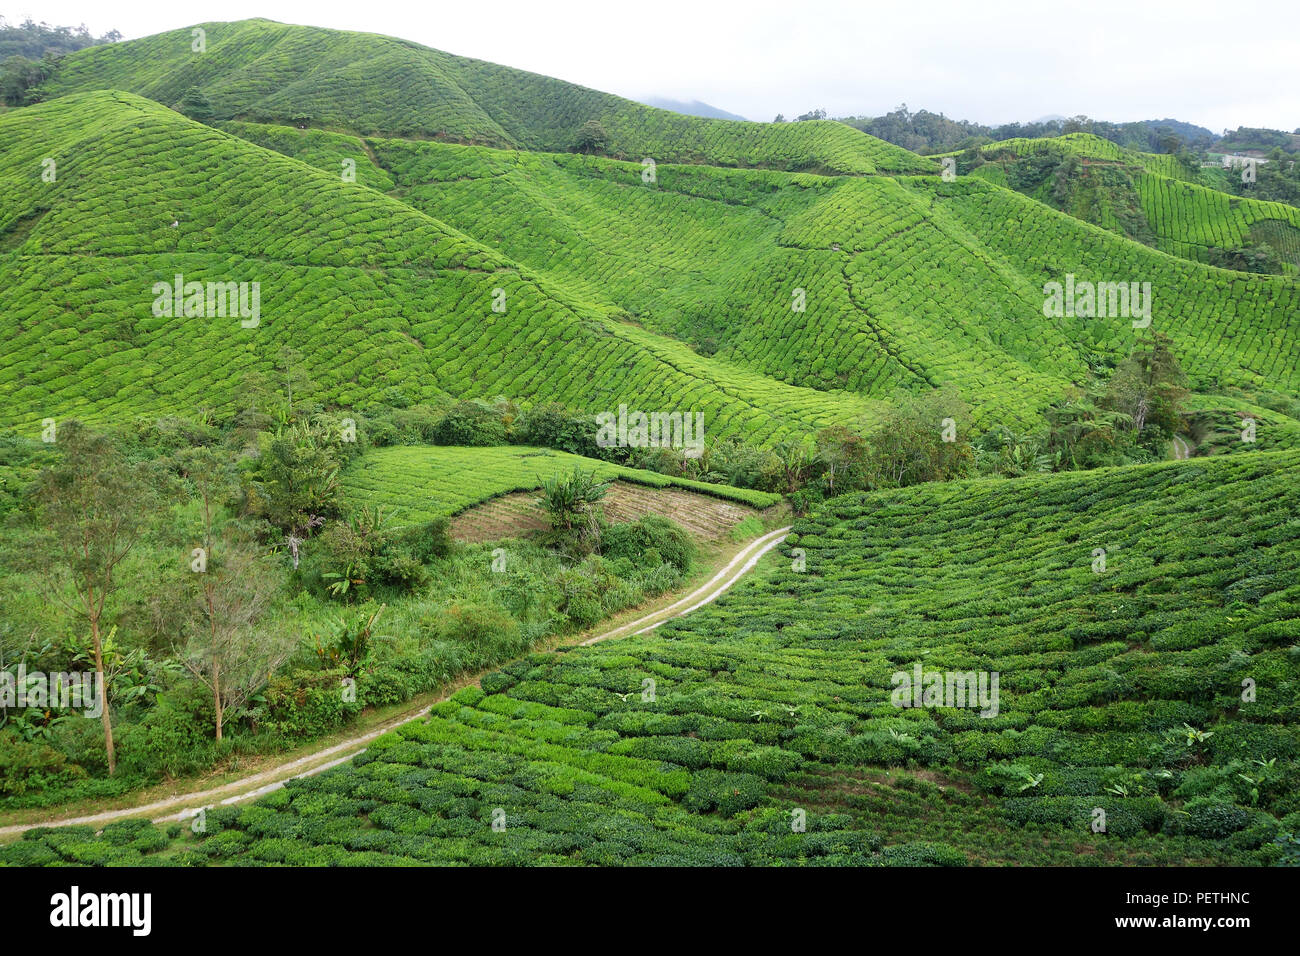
left=28, top=423, right=160, bottom=774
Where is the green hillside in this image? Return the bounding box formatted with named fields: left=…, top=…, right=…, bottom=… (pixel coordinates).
left=957, top=133, right=1300, bottom=273
left=236, top=127, right=1300, bottom=426
left=0, top=91, right=872, bottom=441
left=40, top=19, right=933, bottom=175
left=7, top=90, right=1299, bottom=443
left=11, top=450, right=1296, bottom=865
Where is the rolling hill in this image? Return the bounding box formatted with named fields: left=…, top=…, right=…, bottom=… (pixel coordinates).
left=1, top=14, right=1299, bottom=877
left=0, top=90, right=874, bottom=441
left=232, top=123, right=1300, bottom=430
left=38, top=19, right=932, bottom=175
left=954, top=133, right=1300, bottom=273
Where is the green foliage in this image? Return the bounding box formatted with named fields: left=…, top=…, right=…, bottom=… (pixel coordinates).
left=537, top=467, right=610, bottom=556
left=178, top=86, right=213, bottom=122
left=251, top=422, right=344, bottom=534
left=0, top=92, right=868, bottom=444
left=0, top=736, right=88, bottom=796
left=18, top=451, right=1295, bottom=866
left=432, top=400, right=509, bottom=446
left=601, top=515, right=694, bottom=573
left=573, top=119, right=608, bottom=155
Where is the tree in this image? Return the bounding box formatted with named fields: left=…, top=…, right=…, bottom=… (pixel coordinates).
left=253, top=422, right=344, bottom=536
left=536, top=467, right=610, bottom=555
left=573, top=119, right=609, bottom=155
left=0, top=54, right=47, bottom=105
left=773, top=438, right=813, bottom=493
left=1102, top=333, right=1188, bottom=436
left=180, top=536, right=289, bottom=740
left=178, top=86, right=214, bottom=122
left=178, top=446, right=290, bottom=740
left=865, top=390, right=974, bottom=488
left=814, top=425, right=868, bottom=494
left=1042, top=389, right=1131, bottom=469
left=27, top=423, right=160, bottom=774
left=274, top=345, right=313, bottom=420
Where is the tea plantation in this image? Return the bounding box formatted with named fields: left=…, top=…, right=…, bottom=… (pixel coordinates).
left=39, top=19, right=934, bottom=174
left=341, top=445, right=780, bottom=524
left=0, top=91, right=871, bottom=441
left=958, top=133, right=1300, bottom=271
left=6, top=86, right=1300, bottom=442
left=9, top=451, right=1295, bottom=866
left=2, top=15, right=1299, bottom=873
left=243, top=129, right=1300, bottom=430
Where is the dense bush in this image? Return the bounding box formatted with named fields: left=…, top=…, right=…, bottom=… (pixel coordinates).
left=602, top=515, right=694, bottom=572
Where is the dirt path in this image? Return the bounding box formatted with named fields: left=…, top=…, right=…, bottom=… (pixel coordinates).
left=0, top=526, right=791, bottom=840
left=1172, top=435, right=1192, bottom=460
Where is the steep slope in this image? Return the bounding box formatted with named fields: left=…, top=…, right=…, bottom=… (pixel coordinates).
left=226, top=126, right=1300, bottom=429
left=957, top=133, right=1300, bottom=272
left=912, top=176, right=1300, bottom=394
left=0, top=91, right=872, bottom=439
left=40, top=19, right=934, bottom=175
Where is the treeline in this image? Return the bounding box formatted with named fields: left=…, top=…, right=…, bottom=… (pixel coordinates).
left=1216, top=149, right=1300, bottom=210
left=0, top=17, right=120, bottom=107
left=838, top=105, right=1216, bottom=156
left=976, top=333, right=1190, bottom=475
left=0, top=17, right=120, bottom=58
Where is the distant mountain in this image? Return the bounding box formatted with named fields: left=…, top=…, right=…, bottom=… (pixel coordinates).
left=641, top=97, right=749, bottom=122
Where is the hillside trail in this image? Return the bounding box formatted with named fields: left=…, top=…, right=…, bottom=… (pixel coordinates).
left=0, top=525, right=792, bottom=840
left=1172, top=435, right=1193, bottom=460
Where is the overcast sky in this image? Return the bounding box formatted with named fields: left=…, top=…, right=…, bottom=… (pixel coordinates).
left=8, top=0, right=1297, bottom=133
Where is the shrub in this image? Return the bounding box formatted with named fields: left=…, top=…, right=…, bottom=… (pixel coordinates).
left=433, top=401, right=508, bottom=446
left=602, top=515, right=694, bottom=572
left=1183, top=798, right=1251, bottom=838
left=262, top=667, right=362, bottom=739
left=0, top=734, right=88, bottom=797
left=395, top=518, right=452, bottom=563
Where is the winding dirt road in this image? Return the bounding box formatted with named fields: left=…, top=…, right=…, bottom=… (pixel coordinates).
left=0, top=525, right=792, bottom=840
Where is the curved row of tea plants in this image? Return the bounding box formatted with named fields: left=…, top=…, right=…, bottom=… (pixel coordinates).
left=0, top=92, right=871, bottom=441
left=341, top=445, right=780, bottom=524
left=40, top=18, right=933, bottom=174
left=9, top=450, right=1295, bottom=865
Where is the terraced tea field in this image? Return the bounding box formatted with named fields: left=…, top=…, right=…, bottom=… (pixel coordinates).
left=6, top=86, right=1299, bottom=441
left=10, top=450, right=1295, bottom=866
left=41, top=19, right=934, bottom=174
left=0, top=92, right=872, bottom=441
left=958, top=133, right=1300, bottom=271
left=448, top=481, right=766, bottom=543
left=3, top=13, right=1300, bottom=884
left=340, top=445, right=779, bottom=525
left=262, top=131, right=1300, bottom=427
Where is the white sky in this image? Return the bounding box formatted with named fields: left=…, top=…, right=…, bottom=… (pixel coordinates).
left=7, top=0, right=1297, bottom=133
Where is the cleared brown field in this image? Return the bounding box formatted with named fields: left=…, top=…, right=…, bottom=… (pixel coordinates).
left=448, top=480, right=765, bottom=543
